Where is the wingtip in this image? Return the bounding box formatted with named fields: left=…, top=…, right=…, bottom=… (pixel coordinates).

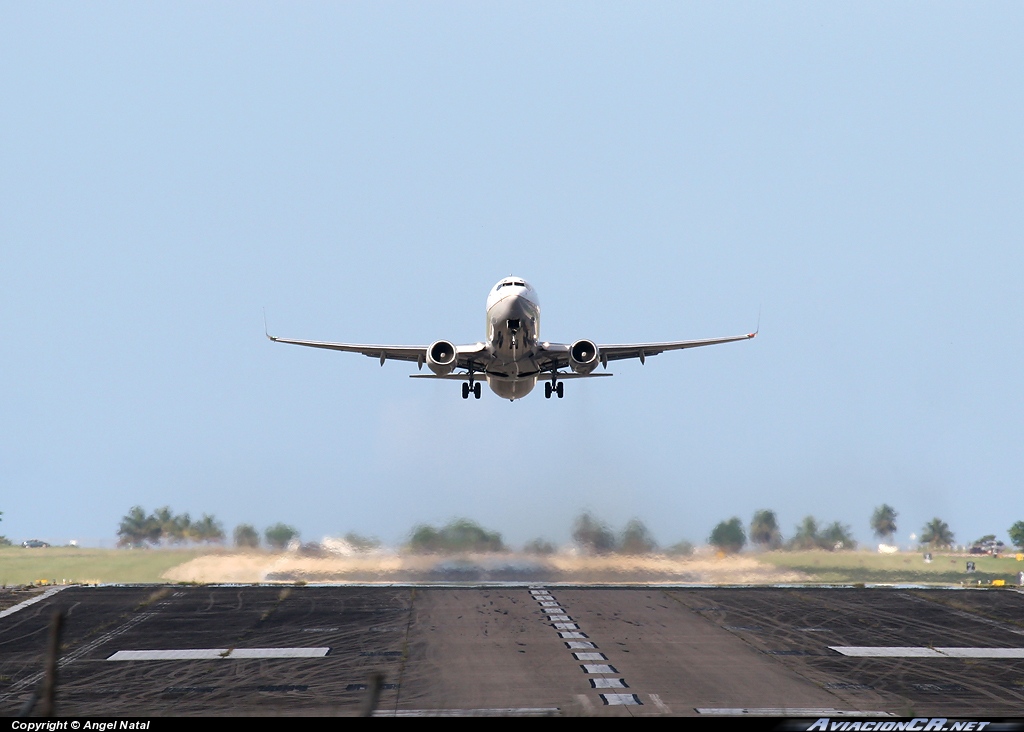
left=262, top=308, right=277, bottom=342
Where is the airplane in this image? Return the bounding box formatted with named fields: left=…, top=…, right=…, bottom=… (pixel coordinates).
left=267, top=276, right=756, bottom=401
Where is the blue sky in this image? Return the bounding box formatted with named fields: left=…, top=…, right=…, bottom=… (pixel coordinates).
left=2, top=3, right=1021, bottom=549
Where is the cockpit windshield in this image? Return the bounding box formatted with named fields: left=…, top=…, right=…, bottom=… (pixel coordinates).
left=497, top=280, right=528, bottom=290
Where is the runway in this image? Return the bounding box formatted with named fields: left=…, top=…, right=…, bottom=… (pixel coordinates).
left=1, top=584, right=1022, bottom=716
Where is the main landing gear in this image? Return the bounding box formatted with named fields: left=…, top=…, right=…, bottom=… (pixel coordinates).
left=462, top=381, right=481, bottom=399
left=544, top=379, right=564, bottom=399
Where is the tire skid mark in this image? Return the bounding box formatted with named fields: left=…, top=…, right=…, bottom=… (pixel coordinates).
left=0, top=590, right=182, bottom=703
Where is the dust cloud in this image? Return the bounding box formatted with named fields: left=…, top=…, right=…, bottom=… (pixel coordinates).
left=162, top=551, right=810, bottom=584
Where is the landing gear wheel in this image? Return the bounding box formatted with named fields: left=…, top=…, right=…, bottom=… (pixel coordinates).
left=544, top=382, right=553, bottom=399
left=461, top=382, right=470, bottom=399
left=473, top=382, right=481, bottom=399
left=556, top=382, right=564, bottom=398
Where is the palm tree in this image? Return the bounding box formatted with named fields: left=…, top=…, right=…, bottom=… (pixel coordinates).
left=191, top=514, right=225, bottom=543
left=871, top=505, right=898, bottom=542
left=921, top=518, right=954, bottom=549
left=749, top=509, right=782, bottom=549
left=117, top=506, right=159, bottom=547
left=789, top=516, right=821, bottom=550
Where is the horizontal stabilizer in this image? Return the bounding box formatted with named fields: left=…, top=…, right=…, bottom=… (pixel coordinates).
left=409, top=372, right=614, bottom=380
left=409, top=373, right=482, bottom=380
left=547, top=372, right=614, bottom=379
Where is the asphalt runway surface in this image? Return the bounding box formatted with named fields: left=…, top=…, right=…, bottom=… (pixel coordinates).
left=1, top=584, right=1023, bottom=717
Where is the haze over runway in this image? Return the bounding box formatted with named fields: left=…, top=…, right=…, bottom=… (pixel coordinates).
left=1, top=4, right=1022, bottom=550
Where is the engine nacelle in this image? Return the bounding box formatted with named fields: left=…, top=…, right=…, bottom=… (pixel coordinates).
left=569, top=339, right=600, bottom=375
left=427, top=340, right=458, bottom=376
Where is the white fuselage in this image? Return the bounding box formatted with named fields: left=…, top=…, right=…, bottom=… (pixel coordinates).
left=484, top=277, right=541, bottom=399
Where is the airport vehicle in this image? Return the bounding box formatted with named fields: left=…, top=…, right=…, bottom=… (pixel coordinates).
left=267, top=276, right=756, bottom=400
left=21, top=539, right=49, bottom=548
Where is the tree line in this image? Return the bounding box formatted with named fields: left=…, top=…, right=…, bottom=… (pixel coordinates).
left=708, top=506, right=1024, bottom=555
left=116, top=507, right=303, bottom=550
left=112, top=505, right=1024, bottom=555
left=117, top=506, right=225, bottom=546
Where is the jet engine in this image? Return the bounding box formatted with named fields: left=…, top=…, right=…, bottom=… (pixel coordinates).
left=569, top=339, right=600, bottom=374
left=427, top=340, right=458, bottom=376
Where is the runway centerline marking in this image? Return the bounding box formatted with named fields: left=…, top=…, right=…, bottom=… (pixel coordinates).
left=591, top=678, right=628, bottom=689
left=108, top=647, right=331, bottom=660
left=600, top=693, right=641, bottom=706
left=573, top=652, right=608, bottom=661
left=532, top=587, right=642, bottom=706
left=580, top=664, right=618, bottom=674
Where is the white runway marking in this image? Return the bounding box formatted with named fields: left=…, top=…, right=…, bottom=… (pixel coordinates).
left=110, top=649, right=230, bottom=660
left=601, top=693, right=641, bottom=705
left=530, top=587, right=645, bottom=709
left=830, top=646, right=1024, bottom=658
left=0, top=586, right=67, bottom=619
left=375, top=708, right=559, bottom=717
left=936, top=648, right=1024, bottom=658
left=108, top=647, right=330, bottom=660
left=698, top=708, right=889, bottom=717
left=591, top=678, right=628, bottom=689
left=231, top=647, right=330, bottom=658
left=830, top=647, right=940, bottom=657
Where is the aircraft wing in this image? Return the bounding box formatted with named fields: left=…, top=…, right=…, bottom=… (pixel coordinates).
left=535, top=331, right=756, bottom=371
left=598, top=332, right=757, bottom=363
left=266, top=333, right=489, bottom=369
